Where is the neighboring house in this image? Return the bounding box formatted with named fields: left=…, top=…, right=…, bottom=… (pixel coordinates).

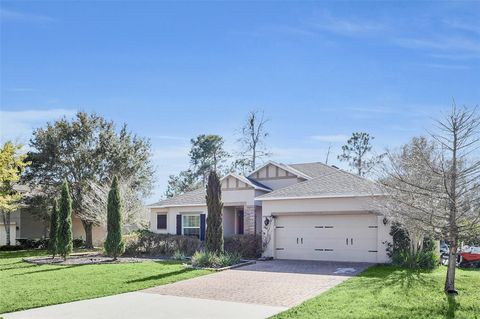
left=1, top=185, right=107, bottom=246
left=148, top=161, right=392, bottom=263
left=2, top=207, right=106, bottom=246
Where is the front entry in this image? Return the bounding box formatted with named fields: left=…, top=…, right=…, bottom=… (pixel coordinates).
left=237, top=210, right=244, bottom=235
left=274, top=214, right=379, bottom=263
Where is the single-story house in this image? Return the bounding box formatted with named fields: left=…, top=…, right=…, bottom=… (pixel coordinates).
left=0, top=185, right=107, bottom=246
left=148, top=161, right=392, bottom=263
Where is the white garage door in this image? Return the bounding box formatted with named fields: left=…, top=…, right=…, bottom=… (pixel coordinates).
left=274, top=214, right=379, bottom=263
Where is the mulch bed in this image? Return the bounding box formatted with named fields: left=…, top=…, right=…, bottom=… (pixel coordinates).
left=23, top=253, right=166, bottom=265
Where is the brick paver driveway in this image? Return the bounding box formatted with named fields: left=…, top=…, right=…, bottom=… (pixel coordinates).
left=144, top=260, right=371, bottom=307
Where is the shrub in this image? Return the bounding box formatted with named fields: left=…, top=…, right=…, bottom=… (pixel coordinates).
left=191, top=251, right=241, bottom=268
left=392, top=250, right=438, bottom=269
left=224, top=234, right=261, bottom=259
left=389, top=223, right=438, bottom=270
left=104, top=177, right=125, bottom=260
left=205, top=171, right=224, bottom=254
left=172, top=250, right=186, bottom=260
left=48, top=200, right=59, bottom=257
left=123, top=230, right=201, bottom=257
left=72, top=239, right=86, bottom=248
left=57, top=180, right=73, bottom=259
left=16, top=239, right=48, bottom=249
left=0, top=245, right=25, bottom=251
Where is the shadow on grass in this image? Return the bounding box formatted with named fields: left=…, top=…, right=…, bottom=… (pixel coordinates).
left=0, top=250, right=48, bottom=259
left=0, top=262, right=37, bottom=272
left=350, top=265, right=434, bottom=292
left=126, top=268, right=194, bottom=284
left=445, top=295, right=459, bottom=319
left=384, top=269, right=429, bottom=289
left=13, top=264, right=88, bottom=276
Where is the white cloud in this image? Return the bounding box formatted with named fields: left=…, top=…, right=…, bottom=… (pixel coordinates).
left=309, top=14, right=384, bottom=37
left=3, top=87, right=39, bottom=93
left=417, top=63, right=470, bottom=70
left=0, top=8, right=54, bottom=23
left=311, top=134, right=349, bottom=143
left=444, top=20, right=480, bottom=36
left=0, top=108, right=76, bottom=145
left=393, top=36, right=480, bottom=55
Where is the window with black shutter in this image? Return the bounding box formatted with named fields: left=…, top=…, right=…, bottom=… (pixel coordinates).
left=157, top=214, right=167, bottom=229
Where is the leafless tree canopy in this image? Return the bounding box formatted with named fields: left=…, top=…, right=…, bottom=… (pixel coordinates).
left=237, top=110, right=271, bottom=172
left=379, top=105, right=480, bottom=293
left=82, top=176, right=148, bottom=230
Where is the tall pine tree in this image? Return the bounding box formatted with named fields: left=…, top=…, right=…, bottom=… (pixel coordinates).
left=205, top=171, right=223, bottom=254
left=48, top=200, right=59, bottom=258
left=57, top=181, right=73, bottom=260
left=104, top=176, right=125, bottom=260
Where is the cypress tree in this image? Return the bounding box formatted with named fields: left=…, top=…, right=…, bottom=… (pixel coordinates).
left=104, top=176, right=125, bottom=260
left=205, top=170, right=224, bottom=254
left=48, top=200, right=59, bottom=258
left=57, top=180, right=73, bottom=260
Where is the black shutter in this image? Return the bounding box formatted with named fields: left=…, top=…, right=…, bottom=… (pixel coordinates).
left=200, top=214, right=206, bottom=241
left=176, top=215, right=182, bottom=235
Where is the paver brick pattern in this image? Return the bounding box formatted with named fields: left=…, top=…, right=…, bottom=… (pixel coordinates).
left=144, top=260, right=370, bottom=307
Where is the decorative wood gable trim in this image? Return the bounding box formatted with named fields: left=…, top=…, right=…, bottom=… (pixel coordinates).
left=251, top=163, right=302, bottom=181
left=221, top=175, right=254, bottom=191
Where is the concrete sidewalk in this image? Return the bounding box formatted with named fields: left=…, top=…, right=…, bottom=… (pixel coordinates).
left=2, top=292, right=286, bottom=319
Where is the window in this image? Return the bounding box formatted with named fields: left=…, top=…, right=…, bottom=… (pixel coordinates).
left=157, top=214, right=167, bottom=230
left=182, top=214, right=200, bottom=237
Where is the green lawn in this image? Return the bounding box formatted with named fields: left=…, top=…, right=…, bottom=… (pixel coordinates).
left=0, top=250, right=210, bottom=314
left=273, top=265, right=480, bottom=319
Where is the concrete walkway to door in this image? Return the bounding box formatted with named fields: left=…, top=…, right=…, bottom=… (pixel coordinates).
left=144, top=259, right=371, bottom=307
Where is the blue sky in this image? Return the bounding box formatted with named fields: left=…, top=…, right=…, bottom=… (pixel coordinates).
left=1, top=1, right=479, bottom=202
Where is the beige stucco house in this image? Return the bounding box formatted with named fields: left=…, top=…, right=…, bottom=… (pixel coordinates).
left=0, top=185, right=107, bottom=247
left=148, top=161, right=392, bottom=263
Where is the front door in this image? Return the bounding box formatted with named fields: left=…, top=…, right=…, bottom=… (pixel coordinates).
left=237, top=210, right=244, bottom=235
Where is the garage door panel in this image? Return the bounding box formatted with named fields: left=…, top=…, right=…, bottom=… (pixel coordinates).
left=274, top=214, right=379, bottom=263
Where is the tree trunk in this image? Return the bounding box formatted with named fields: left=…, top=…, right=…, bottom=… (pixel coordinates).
left=1, top=212, right=11, bottom=246
left=82, top=220, right=94, bottom=249
left=445, top=241, right=457, bottom=294
left=252, top=148, right=256, bottom=171
left=445, top=126, right=458, bottom=295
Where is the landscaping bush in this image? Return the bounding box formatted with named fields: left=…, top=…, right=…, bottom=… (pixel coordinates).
left=191, top=251, right=241, bottom=268
left=224, top=234, right=261, bottom=259
left=388, top=223, right=438, bottom=269
left=392, top=249, right=438, bottom=269
left=0, top=245, right=25, bottom=251
left=16, top=239, right=48, bottom=249
left=123, top=230, right=201, bottom=257
left=172, top=250, right=186, bottom=260
left=72, top=239, right=86, bottom=248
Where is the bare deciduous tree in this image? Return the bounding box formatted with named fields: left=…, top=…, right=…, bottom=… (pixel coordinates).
left=82, top=176, right=149, bottom=231
left=380, top=105, right=480, bottom=294
left=237, top=110, right=271, bottom=172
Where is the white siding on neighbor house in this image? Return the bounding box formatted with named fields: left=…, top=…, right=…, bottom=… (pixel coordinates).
left=261, top=197, right=391, bottom=263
